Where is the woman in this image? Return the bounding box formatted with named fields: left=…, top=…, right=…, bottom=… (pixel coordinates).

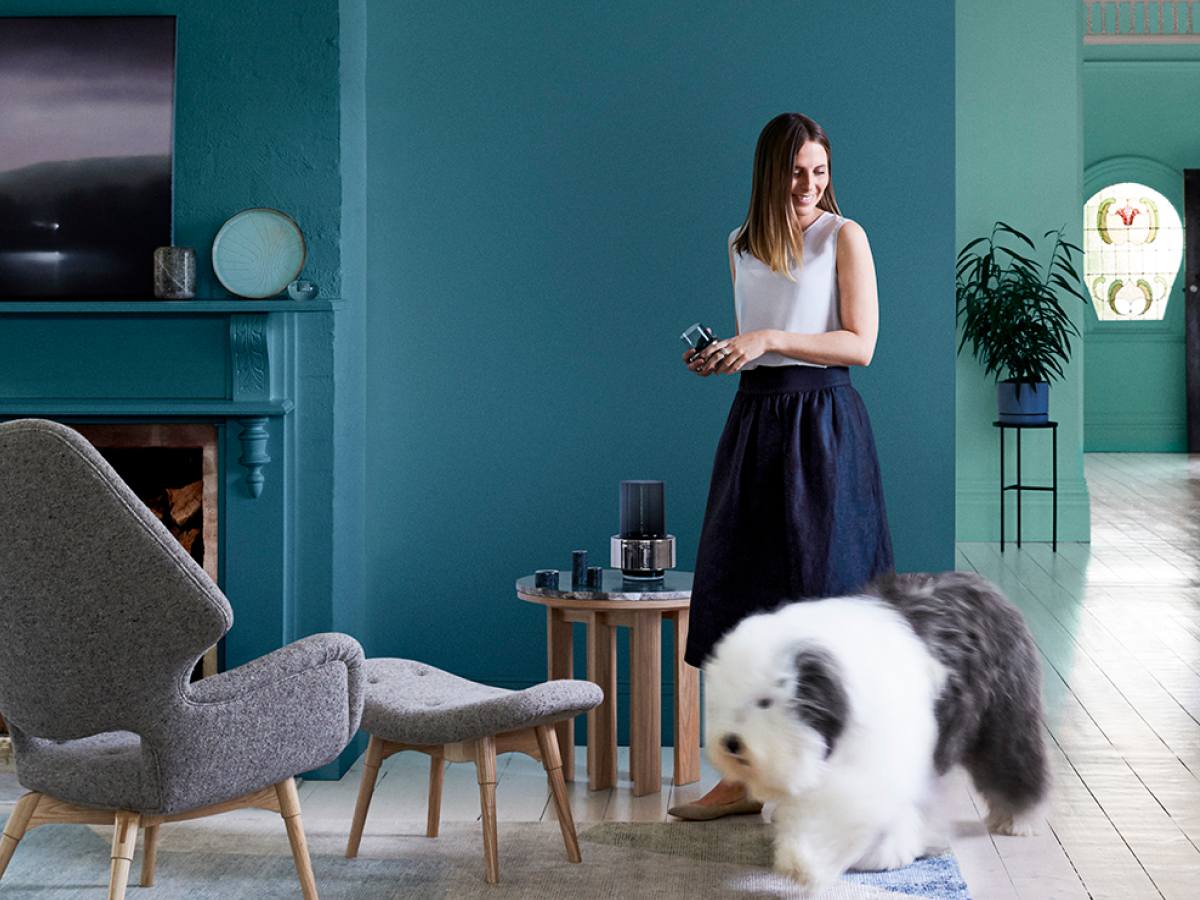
left=669, top=113, right=893, bottom=820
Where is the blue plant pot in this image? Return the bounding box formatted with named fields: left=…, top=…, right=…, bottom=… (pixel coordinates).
left=997, top=380, right=1049, bottom=424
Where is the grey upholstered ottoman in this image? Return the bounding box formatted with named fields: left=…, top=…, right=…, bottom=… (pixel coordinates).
left=344, top=658, right=603, bottom=883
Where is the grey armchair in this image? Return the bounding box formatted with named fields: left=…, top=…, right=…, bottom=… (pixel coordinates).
left=0, top=419, right=364, bottom=900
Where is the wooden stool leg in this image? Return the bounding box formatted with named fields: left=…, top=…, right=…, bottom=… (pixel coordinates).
left=535, top=725, right=582, bottom=863
left=473, top=735, right=500, bottom=884
left=276, top=778, right=319, bottom=900
left=427, top=751, right=445, bottom=837
left=346, top=734, right=386, bottom=858
left=0, top=792, right=42, bottom=881
left=107, top=810, right=140, bottom=900
left=140, top=823, right=160, bottom=886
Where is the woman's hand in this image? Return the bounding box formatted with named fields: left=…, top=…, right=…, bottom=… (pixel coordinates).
left=683, top=336, right=738, bottom=377
left=684, top=347, right=718, bottom=377
left=696, top=331, right=772, bottom=375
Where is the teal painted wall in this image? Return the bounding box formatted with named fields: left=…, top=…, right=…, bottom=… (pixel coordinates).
left=3, top=1, right=957, bottom=761
left=1081, top=48, right=1200, bottom=451
left=336, top=0, right=369, bottom=636
left=363, top=0, right=956, bottom=717
left=956, top=0, right=1090, bottom=542
left=3, top=0, right=366, bottom=776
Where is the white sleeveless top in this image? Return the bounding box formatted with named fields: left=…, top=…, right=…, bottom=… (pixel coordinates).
left=730, top=211, right=844, bottom=369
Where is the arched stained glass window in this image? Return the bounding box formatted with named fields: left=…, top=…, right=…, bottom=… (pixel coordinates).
left=1083, top=182, right=1183, bottom=321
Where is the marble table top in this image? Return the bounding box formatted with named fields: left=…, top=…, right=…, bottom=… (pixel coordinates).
left=516, top=568, right=693, bottom=602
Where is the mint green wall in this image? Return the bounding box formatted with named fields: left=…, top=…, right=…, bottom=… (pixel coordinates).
left=362, top=0, right=956, bottom=704
left=956, top=0, right=1090, bottom=541
left=1081, top=49, right=1200, bottom=451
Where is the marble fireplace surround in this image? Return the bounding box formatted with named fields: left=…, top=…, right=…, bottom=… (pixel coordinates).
left=0, top=298, right=342, bottom=677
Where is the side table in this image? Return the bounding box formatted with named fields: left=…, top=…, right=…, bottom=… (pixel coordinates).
left=995, top=421, right=1058, bottom=552
left=516, top=569, right=700, bottom=797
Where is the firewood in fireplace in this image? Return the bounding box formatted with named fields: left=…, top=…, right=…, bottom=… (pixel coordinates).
left=174, top=528, right=201, bottom=556
left=167, top=481, right=203, bottom=528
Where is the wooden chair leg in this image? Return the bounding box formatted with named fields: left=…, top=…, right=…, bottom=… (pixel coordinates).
left=140, top=823, right=160, bottom=886
left=107, top=810, right=140, bottom=900
left=276, top=778, right=319, bottom=900
left=535, top=724, right=582, bottom=863
left=0, top=792, right=42, bottom=881
left=473, top=735, right=500, bottom=884
left=346, top=734, right=386, bottom=858
left=427, top=751, right=445, bottom=838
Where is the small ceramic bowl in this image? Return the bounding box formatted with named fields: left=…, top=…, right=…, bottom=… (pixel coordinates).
left=287, top=279, right=319, bottom=301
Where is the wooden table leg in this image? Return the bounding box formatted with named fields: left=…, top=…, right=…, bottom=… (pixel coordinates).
left=668, top=609, right=700, bottom=786
left=547, top=606, right=575, bottom=781
left=628, top=611, right=662, bottom=797
left=586, top=611, right=618, bottom=791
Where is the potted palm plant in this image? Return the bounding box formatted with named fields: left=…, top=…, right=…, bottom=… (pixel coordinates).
left=956, top=222, right=1088, bottom=423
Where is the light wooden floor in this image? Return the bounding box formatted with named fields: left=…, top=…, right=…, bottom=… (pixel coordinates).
left=949, top=453, right=1200, bottom=899
left=3, top=453, right=1200, bottom=898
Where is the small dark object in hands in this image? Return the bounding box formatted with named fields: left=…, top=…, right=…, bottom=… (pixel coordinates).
left=680, top=323, right=715, bottom=354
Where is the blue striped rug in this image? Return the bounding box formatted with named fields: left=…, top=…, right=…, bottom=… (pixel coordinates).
left=582, top=820, right=971, bottom=899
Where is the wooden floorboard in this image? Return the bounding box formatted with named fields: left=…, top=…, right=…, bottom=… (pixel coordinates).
left=957, top=452, right=1200, bottom=899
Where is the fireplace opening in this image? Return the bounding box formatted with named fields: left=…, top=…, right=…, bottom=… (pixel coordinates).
left=99, top=448, right=207, bottom=563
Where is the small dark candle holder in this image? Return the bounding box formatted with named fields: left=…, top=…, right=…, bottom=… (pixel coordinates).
left=572, top=550, right=588, bottom=588
left=534, top=569, right=560, bottom=589
left=586, top=566, right=603, bottom=589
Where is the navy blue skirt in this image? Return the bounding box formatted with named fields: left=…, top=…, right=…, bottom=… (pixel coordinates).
left=684, top=365, right=894, bottom=667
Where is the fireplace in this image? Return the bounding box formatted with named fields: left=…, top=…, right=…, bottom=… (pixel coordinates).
left=0, top=298, right=341, bottom=678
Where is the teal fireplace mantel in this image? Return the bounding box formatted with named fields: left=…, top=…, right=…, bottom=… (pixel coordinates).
left=0, top=299, right=342, bottom=314
left=0, top=298, right=343, bottom=497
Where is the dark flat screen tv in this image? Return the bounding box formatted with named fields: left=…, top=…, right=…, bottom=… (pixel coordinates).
left=0, top=16, right=176, bottom=298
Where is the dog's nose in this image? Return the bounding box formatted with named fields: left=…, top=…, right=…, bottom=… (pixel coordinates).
left=722, top=734, right=743, bottom=756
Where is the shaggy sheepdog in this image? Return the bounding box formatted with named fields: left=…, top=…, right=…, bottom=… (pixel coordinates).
left=704, top=571, right=1049, bottom=895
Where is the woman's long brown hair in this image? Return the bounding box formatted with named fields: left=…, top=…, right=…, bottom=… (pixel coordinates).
left=732, top=113, right=840, bottom=279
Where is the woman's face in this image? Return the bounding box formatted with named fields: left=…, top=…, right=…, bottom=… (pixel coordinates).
left=790, top=140, right=830, bottom=223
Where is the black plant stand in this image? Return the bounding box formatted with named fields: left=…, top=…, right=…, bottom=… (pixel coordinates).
left=995, top=421, right=1058, bottom=552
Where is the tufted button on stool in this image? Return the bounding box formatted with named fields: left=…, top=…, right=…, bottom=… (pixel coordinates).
left=344, top=658, right=603, bottom=883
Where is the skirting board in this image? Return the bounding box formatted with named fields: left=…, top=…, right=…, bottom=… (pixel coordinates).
left=1085, top=416, right=1187, bottom=452
left=955, top=476, right=1091, bottom=543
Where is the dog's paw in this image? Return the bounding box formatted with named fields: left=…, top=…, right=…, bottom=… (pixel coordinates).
left=777, top=844, right=844, bottom=897
left=854, top=822, right=925, bottom=871
left=854, top=837, right=920, bottom=872
left=773, top=844, right=835, bottom=897
left=986, top=806, right=1045, bottom=837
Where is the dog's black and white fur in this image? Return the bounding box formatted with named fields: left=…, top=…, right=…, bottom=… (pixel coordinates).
left=704, top=572, right=1049, bottom=895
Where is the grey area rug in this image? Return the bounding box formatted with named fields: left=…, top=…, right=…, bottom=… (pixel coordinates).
left=0, top=815, right=970, bottom=899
